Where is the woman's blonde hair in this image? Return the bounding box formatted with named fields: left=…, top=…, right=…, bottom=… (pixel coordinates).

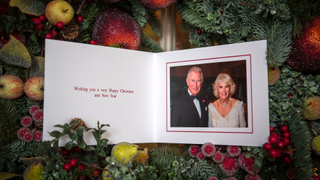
left=212, top=73, right=236, bottom=98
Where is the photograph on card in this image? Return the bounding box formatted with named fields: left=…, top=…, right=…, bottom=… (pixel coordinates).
left=167, top=55, right=253, bottom=133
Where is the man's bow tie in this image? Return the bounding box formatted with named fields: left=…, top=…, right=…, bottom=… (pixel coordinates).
left=191, top=94, right=199, bottom=100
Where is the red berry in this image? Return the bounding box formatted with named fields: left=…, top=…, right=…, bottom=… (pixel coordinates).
left=70, top=158, right=78, bottom=167
left=276, top=149, right=282, bottom=157
left=270, top=133, right=278, bottom=138
left=87, top=0, right=93, bottom=2
left=28, top=14, right=35, bottom=18
left=269, top=149, right=277, bottom=158
left=92, top=169, right=99, bottom=176
left=268, top=136, right=277, bottom=144
left=283, top=156, right=292, bottom=163
left=74, top=146, right=81, bottom=152
left=32, top=18, right=41, bottom=26
left=280, top=125, right=289, bottom=132
left=61, top=149, right=69, bottom=156
left=34, top=24, right=43, bottom=30
left=277, top=141, right=285, bottom=149
left=283, top=137, right=290, bottom=145
left=51, top=30, right=58, bottom=37
left=56, top=21, right=64, bottom=29
left=313, top=175, right=320, bottom=180
left=45, top=33, right=52, bottom=39
left=89, top=40, right=96, bottom=45
left=220, top=11, right=223, bottom=15
left=79, top=165, right=84, bottom=171
left=63, top=163, right=72, bottom=172
left=197, top=30, right=202, bottom=35
left=283, top=131, right=290, bottom=138
left=77, top=15, right=83, bottom=22
left=77, top=175, right=86, bottom=180
left=270, top=126, right=274, bottom=132
left=263, top=142, right=272, bottom=151
left=39, top=15, right=46, bottom=22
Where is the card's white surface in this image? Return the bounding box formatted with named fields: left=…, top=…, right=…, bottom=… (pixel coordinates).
left=44, top=40, right=269, bottom=146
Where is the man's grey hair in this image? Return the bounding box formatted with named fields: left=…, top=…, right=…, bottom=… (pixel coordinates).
left=186, top=66, right=204, bottom=82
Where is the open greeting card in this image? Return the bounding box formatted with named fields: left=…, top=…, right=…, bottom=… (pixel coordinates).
left=44, top=39, right=269, bottom=146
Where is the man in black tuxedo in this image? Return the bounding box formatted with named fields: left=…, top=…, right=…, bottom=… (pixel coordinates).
left=171, top=66, right=208, bottom=127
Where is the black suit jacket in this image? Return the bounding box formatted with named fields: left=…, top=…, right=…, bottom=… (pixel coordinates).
left=171, top=90, right=208, bottom=127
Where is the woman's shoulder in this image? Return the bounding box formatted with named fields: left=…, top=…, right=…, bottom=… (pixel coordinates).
left=209, top=101, right=218, bottom=109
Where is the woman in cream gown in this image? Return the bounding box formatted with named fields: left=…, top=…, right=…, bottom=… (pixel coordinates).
left=208, top=73, right=246, bottom=128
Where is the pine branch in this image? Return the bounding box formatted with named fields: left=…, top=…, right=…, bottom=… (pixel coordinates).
left=252, top=17, right=292, bottom=67
left=289, top=116, right=314, bottom=179
left=128, top=0, right=148, bottom=28
left=0, top=141, right=39, bottom=173
left=0, top=97, right=21, bottom=144
left=140, top=34, right=163, bottom=52
left=147, top=12, right=162, bottom=37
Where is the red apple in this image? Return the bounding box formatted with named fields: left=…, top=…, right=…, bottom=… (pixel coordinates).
left=24, top=76, right=44, bottom=101
left=45, top=0, right=74, bottom=25
left=0, top=75, right=24, bottom=99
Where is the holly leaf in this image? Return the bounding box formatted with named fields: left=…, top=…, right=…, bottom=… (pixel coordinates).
left=9, top=0, right=45, bottom=16
left=0, top=35, right=32, bottom=68
left=29, top=56, right=45, bottom=77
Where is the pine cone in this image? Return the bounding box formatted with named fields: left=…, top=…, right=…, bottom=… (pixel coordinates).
left=61, top=22, right=79, bottom=40
left=70, top=117, right=88, bottom=131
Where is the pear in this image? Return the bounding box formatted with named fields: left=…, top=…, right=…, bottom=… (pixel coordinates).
left=111, top=142, right=138, bottom=165
left=302, top=96, right=320, bottom=120
left=23, top=161, right=45, bottom=180
left=311, top=135, right=320, bottom=156
left=133, top=148, right=149, bottom=165
left=268, top=66, right=280, bottom=85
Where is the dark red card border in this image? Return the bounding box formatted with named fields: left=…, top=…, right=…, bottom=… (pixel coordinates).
left=166, top=54, right=253, bottom=134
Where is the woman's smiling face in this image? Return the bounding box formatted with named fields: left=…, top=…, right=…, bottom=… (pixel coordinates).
left=218, top=81, right=230, bottom=100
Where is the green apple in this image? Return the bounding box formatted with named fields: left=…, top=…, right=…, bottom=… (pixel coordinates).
left=0, top=75, right=24, bottom=99
left=45, top=0, right=74, bottom=25
left=24, top=76, right=44, bottom=101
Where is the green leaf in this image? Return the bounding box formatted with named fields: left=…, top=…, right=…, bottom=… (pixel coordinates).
left=52, top=154, right=62, bottom=160
left=9, top=0, right=45, bottom=16
left=101, top=124, right=110, bottom=128
left=29, top=56, right=44, bottom=77
left=46, top=161, right=55, bottom=171
left=100, top=139, right=108, bottom=147
left=78, top=141, right=85, bottom=149
left=69, top=132, right=78, bottom=141
left=76, top=126, right=85, bottom=137
left=98, top=149, right=106, bottom=157
left=92, top=131, right=99, bottom=142
left=49, top=131, right=61, bottom=138
left=63, top=124, right=70, bottom=134
left=69, top=120, right=79, bottom=127
left=65, top=141, right=73, bottom=150
left=253, top=157, right=263, bottom=170
left=87, top=146, right=95, bottom=151
left=0, top=35, right=31, bottom=68
left=53, top=124, right=64, bottom=129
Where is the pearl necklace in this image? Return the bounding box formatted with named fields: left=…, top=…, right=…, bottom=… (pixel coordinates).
left=219, top=100, right=229, bottom=107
